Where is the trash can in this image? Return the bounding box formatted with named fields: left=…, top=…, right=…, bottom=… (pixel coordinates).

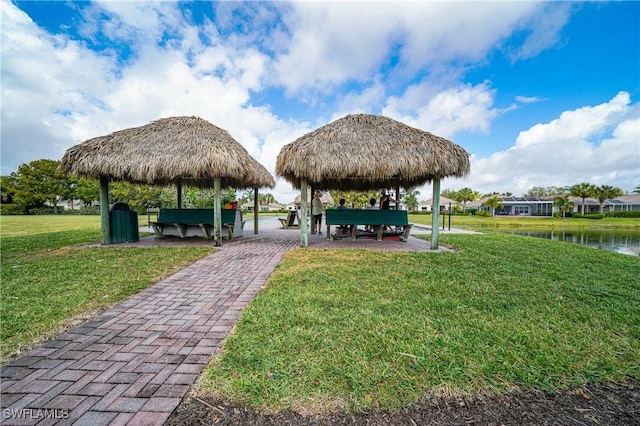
left=109, top=202, right=139, bottom=243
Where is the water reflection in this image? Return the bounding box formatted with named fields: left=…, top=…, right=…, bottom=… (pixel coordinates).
left=498, top=229, right=640, bottom=256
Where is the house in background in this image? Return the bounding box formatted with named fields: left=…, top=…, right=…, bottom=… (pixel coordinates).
left=417, top=196, right=459, bottom=212
left=471, top=196, right=555, bottom=216
left=570, top=194, right=640, bottom=214
left=242, top=202, right=285, bottom=213
left=474, top=194, right=640, bottom=216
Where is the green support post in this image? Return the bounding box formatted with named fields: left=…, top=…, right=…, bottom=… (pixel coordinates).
left=254, top=187, right=259, bottom=234
left=431, top=177, right=441, bottom=250
left=213, top=176, right=222, bottom=246
left=300, top=179, right=308, bottom=247
left=100, top=175, right=110, bottom=245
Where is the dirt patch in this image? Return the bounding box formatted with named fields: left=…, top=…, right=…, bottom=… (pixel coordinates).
left=167, top=379, right=639, bottom=425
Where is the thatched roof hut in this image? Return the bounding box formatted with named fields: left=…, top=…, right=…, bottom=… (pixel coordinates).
left=275, top=114, right=470, bottom=248
left=276, top=114, right=469, bottom=191
left=60, top=116, right=274, bottom=245
left=60, top=116, right=274, bottom=189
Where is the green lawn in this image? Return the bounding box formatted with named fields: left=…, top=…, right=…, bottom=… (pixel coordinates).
left=0, top=215, right=212, bottom=362
left=409, top=213, right=640, bottom=230
left=199, top=233, right=640, bottom=412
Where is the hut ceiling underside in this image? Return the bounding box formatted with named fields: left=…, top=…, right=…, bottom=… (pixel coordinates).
left=283, top=176, right=435, bottom=191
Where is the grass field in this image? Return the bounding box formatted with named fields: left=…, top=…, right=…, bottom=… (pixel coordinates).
left=409, top=213, right=640, bottom=230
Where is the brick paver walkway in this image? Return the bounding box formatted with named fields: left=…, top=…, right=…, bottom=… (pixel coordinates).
left=1, top=218, right=452, bottom=425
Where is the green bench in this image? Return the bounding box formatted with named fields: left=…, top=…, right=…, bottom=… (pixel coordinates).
left=151, top=208, right=238, bottom=240
left=325, top=209, right=413, bottom=242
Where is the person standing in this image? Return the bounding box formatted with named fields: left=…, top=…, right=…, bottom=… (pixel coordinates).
left=311, top=190, right=324, bottom=234
left=379, top=189, right=399, bottom=210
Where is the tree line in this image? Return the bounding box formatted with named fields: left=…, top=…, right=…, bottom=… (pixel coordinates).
left=0, top=159, right=280, bottom=215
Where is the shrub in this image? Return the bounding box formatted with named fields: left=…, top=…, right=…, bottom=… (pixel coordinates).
left=60, top=206, right=101, bottom=215
left=606, top=211, right=640, bottom=218
left=0, top=204, right=26, bottom=215
left=476, top=211, right=492, bottom=217
left=572, top=213, right=605, bottom=219
left=81, top=206, right=101, bottom=215
left=28, top=207, right=57, bottom=215
left=553, top=212, right=575, bottom=218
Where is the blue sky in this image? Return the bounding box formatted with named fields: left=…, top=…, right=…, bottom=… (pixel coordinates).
left=2, top=0, right=639, bottom=202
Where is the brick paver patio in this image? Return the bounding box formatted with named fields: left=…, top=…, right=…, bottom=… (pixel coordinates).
left=1, top=218, right=448, bottom=425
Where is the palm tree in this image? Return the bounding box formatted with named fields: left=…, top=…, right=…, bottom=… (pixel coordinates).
left=441, top=188, right=459, bottom=199
left=484, top=195, right=504, bottom=217
left=238, top=190, right=254, bottom=205
left=633, top=184, right=640, bottom=194
left=259, top=193, right=276, bottom=205
left=455, top=187, right=480, bottom=212
left=593, top=185, right=623, bottom=214
left=402, top=189, right=420, bottom=211
left=569, top=182, right=595, bottom=215
left=553, top=195, right=575, bottom=220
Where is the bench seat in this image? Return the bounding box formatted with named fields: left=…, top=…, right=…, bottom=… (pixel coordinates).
left=325, top=209, right=413, bottom=242
left=151, top=209, right=239, bottom=240
left=278, top=210, right=300, bottom=229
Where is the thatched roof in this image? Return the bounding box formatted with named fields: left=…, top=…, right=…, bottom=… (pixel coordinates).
left=276, top=114, right=470, bottom=190
left=60, top=116, right=274, bottom=189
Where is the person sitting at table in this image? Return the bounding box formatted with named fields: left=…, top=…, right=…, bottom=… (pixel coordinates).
left=365, top=198, right=377, bottom=232
left=336, top=198, right=350, bottom=234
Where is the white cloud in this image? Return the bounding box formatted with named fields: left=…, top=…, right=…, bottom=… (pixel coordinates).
left=515, top=95, right=545, bottom=104
left=1, top=1, right=118, bottom=171
left=515, top=92, right=632, bottom=149
left=0, top=0, right=286, bottom=176
left=506, top=2, right=574, bottom=61
left=272, top=2, right=569, bottom=97
left=383, top=82, right=501, bottom=138
left=442, top=92, right=640, bottom=195
left=272, top=2, right=399, bottom=95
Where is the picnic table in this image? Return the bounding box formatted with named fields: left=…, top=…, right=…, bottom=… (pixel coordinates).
left=325, top=209, right=413, bottom=242
left=151, top=208, right=243, bottom=240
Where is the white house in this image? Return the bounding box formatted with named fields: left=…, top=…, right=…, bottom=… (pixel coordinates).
left=417, top=196, right=459, bottom=212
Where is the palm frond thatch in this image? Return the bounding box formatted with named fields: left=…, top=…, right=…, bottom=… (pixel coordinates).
left=276, top=114, right=470, bottom=190
left=60, top=116, right=275, bottom=189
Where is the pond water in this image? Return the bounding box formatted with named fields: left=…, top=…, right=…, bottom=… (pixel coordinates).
left=495, top=229, right=640, bottom=256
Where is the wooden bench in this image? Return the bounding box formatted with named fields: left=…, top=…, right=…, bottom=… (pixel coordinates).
left=325, top=209, right=413, bottom=242
left=278, top=210, right=300, bottom=229
left=151, top=208, right=238, bottom=240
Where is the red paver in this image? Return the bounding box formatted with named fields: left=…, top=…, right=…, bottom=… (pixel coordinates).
left=1, top=220, right=441, bottom=425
